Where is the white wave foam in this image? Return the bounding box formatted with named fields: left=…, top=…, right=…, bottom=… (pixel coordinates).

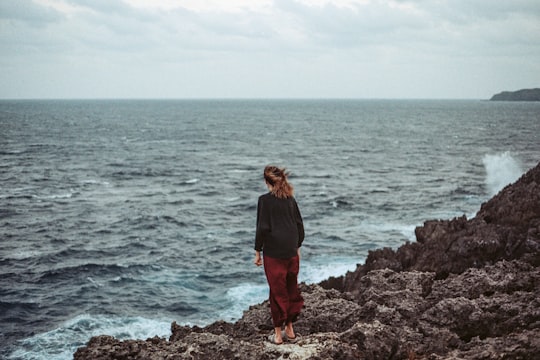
left=482, top=152, right=523, bottom=196
left=221, top=283, right=268, bottom=321
left=4, top=249, right=42, bottom=260
left=34, top=192, right=74, bottom=200
left=229, top=169, right=249, bottom=173
left=299, top=257, right=360, bottom=284
left=81, top=179, right=110, bottom=186
left=358, top=221, right=416, bottom=243
left=8, top=315, right=171, bottom=360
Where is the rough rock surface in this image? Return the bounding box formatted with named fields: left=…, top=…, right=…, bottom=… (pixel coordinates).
left=75, top=162, right=540, bottom=359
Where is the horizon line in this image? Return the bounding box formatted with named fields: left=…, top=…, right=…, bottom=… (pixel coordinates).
left=0, top=96, right=488, bottom=101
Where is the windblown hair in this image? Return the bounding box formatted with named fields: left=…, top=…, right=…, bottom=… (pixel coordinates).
left=264, top=165, right=294, bottom=199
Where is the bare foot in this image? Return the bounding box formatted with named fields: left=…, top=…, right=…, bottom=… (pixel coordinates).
left=268, top=333, right=283, bottom=345
left=272, top=327, right=283, bottom=344
left=284, top=324, right=295, bottom=339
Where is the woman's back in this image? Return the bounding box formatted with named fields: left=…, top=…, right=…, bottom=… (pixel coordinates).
left=255, top=193, right=304, bottom=259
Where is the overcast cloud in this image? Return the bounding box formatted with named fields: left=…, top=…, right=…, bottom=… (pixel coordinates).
left=1, top=0, right=539, bottom=99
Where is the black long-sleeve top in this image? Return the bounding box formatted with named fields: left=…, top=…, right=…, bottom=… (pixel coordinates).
left=254, top=192, right=304, bottom=259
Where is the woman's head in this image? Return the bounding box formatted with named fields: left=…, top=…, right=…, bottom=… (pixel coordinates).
left=264, top=165, right=294, bottom=199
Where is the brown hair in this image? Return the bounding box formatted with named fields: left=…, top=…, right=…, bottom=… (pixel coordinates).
left=264, top=165, right=294, bottom=199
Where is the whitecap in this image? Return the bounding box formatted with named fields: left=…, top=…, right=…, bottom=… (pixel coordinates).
left=7, top=314, right=171, bottom=360
left=4, top=249, right=41, bottom=261
left=80, top=179, right=110, bottom=186
left=37, top=192, right=74, bottom=200
left=86, top=277, right=102, bottom=288
left=229, top=169, right=249, bottom=173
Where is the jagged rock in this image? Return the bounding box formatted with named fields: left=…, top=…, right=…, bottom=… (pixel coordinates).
left=75, top=162, right=540, bottom=359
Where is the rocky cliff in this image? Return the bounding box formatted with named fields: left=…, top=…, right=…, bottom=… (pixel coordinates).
left=75, top=162, right=540, bottom=359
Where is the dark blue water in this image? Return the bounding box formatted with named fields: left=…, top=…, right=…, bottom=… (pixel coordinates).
left=1, top=99, right=538, bottom=359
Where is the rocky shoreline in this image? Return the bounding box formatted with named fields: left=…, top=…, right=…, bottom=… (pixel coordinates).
left=75, top=162, right=540, bottom=359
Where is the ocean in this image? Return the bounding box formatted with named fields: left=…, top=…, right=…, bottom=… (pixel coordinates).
left=1, top=99, right=538, bottom=359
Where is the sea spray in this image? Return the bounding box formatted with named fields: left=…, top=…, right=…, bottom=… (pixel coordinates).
left=482, top=152, right=523, bottom=196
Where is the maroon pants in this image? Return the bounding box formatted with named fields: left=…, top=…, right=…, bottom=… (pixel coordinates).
left=263, top=255, right=304, bottom=328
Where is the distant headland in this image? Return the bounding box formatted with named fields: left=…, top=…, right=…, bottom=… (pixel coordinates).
left=490, top=88, right=540, bottom=101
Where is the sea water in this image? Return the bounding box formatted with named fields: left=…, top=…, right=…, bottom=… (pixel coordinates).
left=1, top=99, right=538, bottom=359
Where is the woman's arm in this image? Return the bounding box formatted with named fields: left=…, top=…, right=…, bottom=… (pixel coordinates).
left=254, top=250, right=263, bottom=266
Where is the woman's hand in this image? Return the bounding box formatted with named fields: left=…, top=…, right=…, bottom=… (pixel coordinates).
left=254, top=251, right=263, bottom=267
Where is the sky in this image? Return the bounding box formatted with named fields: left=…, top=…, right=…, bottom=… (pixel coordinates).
left=1, top=0, right=539, bottom=99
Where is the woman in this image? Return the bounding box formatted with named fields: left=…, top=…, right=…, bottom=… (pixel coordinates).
left=254, top=165, right=305, bottom=345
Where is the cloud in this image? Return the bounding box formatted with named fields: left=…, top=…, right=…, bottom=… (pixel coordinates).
left=0, top=0, right=539, bottom=98
left=0, top=0, right=64, bottom=26
left=429, top=0, right=540, bottom=23
left=68, top=0, right=136, bottom=14
left=272, top=0, right=429, bottom=49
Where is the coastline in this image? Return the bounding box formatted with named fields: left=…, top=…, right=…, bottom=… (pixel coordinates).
left=490, top=88, right=540, bottom=101
left=75, top=162, right=540, bottom=359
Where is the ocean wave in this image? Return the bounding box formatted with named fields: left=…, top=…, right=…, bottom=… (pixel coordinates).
left=110, top=168, right=176, bottom=180
left=355, top=221, right=417, bottom=243
left=0, top=300, right=41, bottom=316
left=159, top=215, right=188, bottom=227
left=6, top=314, right=172, bottom=360
left=0, top=208, right=23, bottom=217
left=166, top=198, right=195, bottom=205
left=36, top=262, right=148, bottom=284
left=31, top=191, right=80, bottom=201
left=79, top=179, right=110, bottom=186
left=222, top=283, right=267, bottom=322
